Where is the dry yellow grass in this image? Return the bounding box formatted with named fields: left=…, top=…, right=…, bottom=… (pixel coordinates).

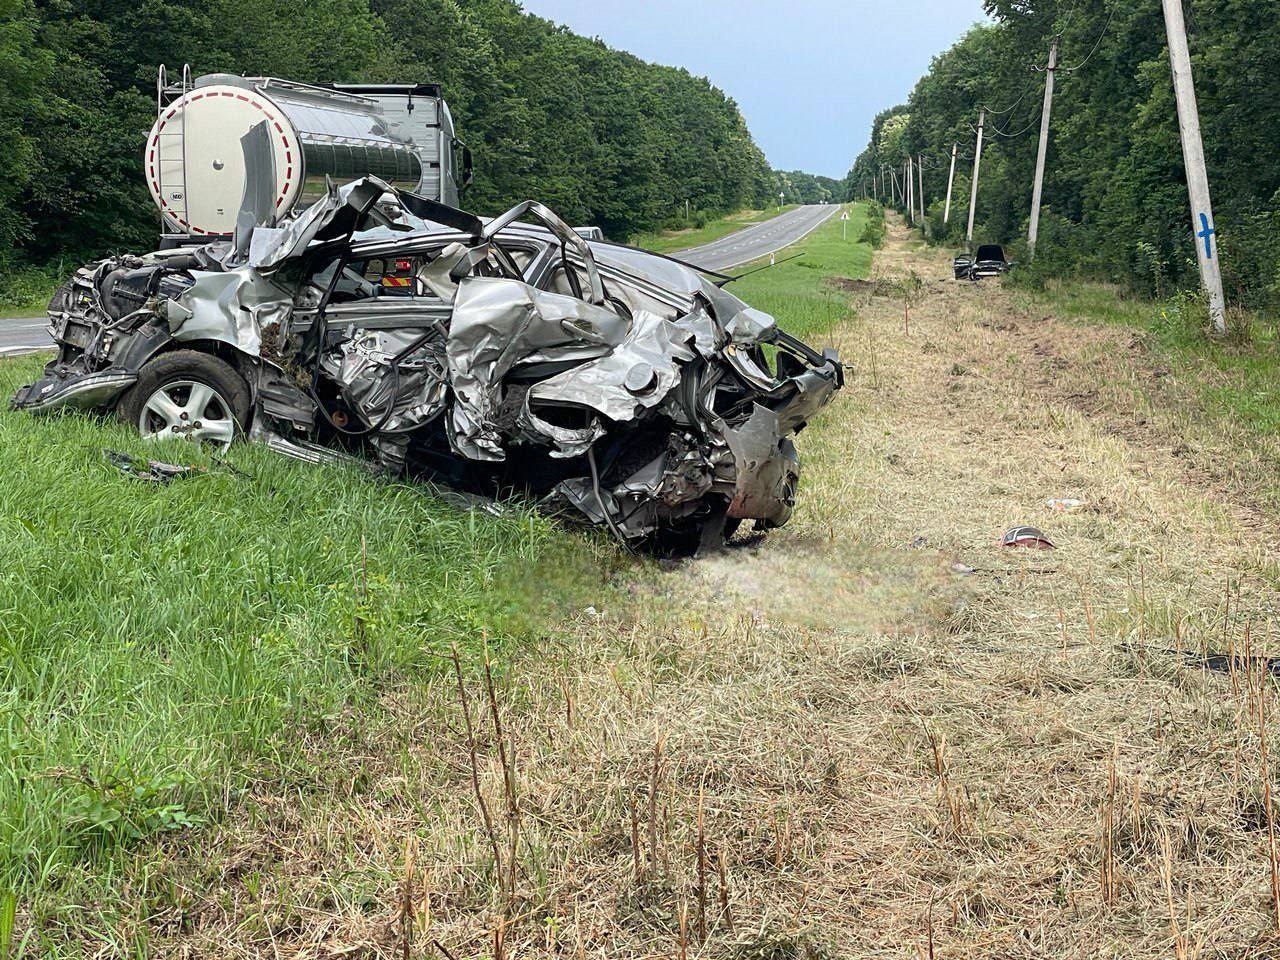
left=129, top=218, right=1280, bottom=959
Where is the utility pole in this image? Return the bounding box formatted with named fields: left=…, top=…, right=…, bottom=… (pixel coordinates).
left=943, top=142, right=958, bottom=224
left=917, top=153, right=925, bottom=223
left=906, top=156, right=914, bottom=223
left=966, top=108, right=986, bottom=246
left=1162, top=0, right=1226, bottom=333
left=1027, top=38, right=1059, bottom=261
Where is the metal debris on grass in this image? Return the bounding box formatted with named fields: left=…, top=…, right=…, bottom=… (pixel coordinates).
left=104, top=449, right=253, bottom=484
left=105, top=449, right=207, bottom=484
left=1001, top=526, right=1056, bottom=550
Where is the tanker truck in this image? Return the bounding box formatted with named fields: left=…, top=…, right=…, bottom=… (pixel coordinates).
left=146, top=67, right=472, bottom=243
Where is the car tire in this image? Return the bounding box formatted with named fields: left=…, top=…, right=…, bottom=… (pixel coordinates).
left=117, top=350, right=251, bottom=450
left=49, top=277, right=75, bottom=313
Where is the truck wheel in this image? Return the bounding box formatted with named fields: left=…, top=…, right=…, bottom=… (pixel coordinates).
left=118, top=350, right=251, bottom=452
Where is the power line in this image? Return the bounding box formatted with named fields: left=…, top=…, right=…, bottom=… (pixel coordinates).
left=990, top=109, right=1045, bottom=139
left=1060, top=4, right=1117, bottom=72
left=1056, top=0, right=1086, bottom=41
left=983, top=87, right=1033, bottom=116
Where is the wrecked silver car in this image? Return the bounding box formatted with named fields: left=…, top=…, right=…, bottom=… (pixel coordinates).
left=12, top=176, right=841, bottom=552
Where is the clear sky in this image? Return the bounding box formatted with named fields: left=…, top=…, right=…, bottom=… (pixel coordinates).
left=519, top=0, right=992, bottom=178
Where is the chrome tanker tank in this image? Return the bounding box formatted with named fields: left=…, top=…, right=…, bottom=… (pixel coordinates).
left=146, top=69, right=471, bottom=239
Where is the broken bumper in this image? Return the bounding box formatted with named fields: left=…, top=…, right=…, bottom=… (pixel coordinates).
left=11, top=370, right=138, bottom=414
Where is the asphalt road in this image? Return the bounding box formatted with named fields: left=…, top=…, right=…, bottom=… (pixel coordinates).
left=0, top=204, right=842, bottom=356
left=0, top=315, right=55, bottom=356
left=670, top=203, right=840, bottom=273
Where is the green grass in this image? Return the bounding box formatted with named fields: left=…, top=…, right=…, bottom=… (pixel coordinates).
left=0, top=356, right=609, bottom=947
left=1025, top=279, right=1280, bottom=435
left=0, top=302, right=46, bottom=320
left=634, top=205, right=800, bottom=254
left=0, top=207, right=874, bottom=953
left=729, top=203, right=872, bottom=341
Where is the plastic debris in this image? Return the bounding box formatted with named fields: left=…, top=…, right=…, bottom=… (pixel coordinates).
left=1001, top=526, right=1056, bottom=550
left=104, top=449, right=252, bottom=483
left=105, top=449, right=206, bottom=483
left=1046, top=498, right=1087, bottom=513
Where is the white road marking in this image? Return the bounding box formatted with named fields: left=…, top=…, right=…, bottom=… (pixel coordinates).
left=0, top=344, right=53, bottom=356
left=676, top=205, right=841, bottom=271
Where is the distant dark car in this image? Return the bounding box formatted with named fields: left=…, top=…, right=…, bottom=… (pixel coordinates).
left=953, top=244, right=1010, bottom=281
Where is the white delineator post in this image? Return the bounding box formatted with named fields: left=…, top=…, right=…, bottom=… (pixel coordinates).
left=1028, top=38, right=1059, bottom=261
left=966, top=108, right=986, bottom=246
left=944, top=142, right=957, bottom=224
left=1162, top=0, right=1227, bottom=333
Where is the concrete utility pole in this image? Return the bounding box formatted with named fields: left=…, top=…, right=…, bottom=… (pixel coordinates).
left=917, top=153, right=925, bottom=223
left=966, top=108, right=986, bottom=246
left=1028, top=38, right=1059, bottom=261
left=943, top=142, right=958, bottom=224
left=1162, top=0, right=1226, bottom=332
left=906, top=156, right=914, bottom=223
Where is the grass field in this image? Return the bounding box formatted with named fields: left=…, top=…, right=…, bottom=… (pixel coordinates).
left=0, top=365, right=611, bottom=954
left=19, top=206, right=1280, bottom=957
left=0, top=206, right=872, bottom=955
left=633, top=204, right=800, bottom=254
left=1010, top=279, right=1280, bottom=516
left=1028, top=279, right=1280, bottom=433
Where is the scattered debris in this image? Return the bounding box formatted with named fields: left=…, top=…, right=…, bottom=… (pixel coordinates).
left=827, top=276, right=897, bottom=297
left=1001, top=526, right=1056, bottom=550
left=1046, top=498, right=1087, bottom=513
left=105, top=449, right=207, bottom=484
left=1171, top=648, right=1280, bottom=677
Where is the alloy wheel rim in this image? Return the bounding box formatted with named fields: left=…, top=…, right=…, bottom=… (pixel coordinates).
left=138, top=379, right=236, bottom=451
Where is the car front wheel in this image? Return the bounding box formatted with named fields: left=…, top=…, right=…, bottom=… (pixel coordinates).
left=118, top=350, right=251, bottom=452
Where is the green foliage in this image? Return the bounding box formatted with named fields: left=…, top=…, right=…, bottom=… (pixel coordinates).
left=859, top=201, right=886, bottom=249
left=0, top=0, right=780, bottom=269
left=775, top=170, right=842, bottom=205
left=0, top=264, right=57, bottom=313
left=63, top=769, right=200, bottom=847
left=845, top=0, right=1280, bottom=313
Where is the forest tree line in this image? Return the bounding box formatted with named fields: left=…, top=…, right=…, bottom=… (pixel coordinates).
left=843, top=0, right=1280, bottom=310
left=0, top=0, right=798, bottom=288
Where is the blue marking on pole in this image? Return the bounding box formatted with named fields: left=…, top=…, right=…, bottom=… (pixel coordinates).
left=1197, top=212, right=1216, bottom=260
